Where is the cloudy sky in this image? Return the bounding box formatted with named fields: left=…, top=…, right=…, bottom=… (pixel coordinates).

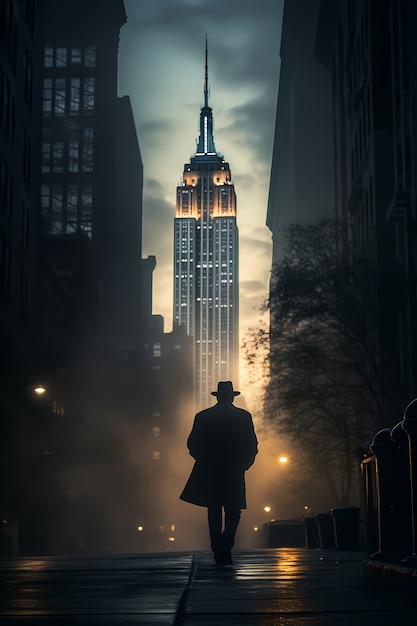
left=117, top=0, right=284, bottom=339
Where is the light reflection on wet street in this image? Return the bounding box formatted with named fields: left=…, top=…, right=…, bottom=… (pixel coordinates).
left=182, top=549, right=415, bottom=625
left=0, top=548, right=414, bottom=625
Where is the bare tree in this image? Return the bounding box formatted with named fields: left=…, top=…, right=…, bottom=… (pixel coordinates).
left=244, top=218, right=401, bottom=505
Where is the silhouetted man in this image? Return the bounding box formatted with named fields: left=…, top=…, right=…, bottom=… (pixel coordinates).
left=180, top=381, right=258, bottom=566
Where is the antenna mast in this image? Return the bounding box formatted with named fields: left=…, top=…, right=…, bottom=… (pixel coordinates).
left=204, top=35, right=209, bottom=107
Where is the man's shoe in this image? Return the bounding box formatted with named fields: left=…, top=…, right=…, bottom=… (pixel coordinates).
left=213, top=551, right=225, bottom=565
left=213, top=550, right=233, bottom=567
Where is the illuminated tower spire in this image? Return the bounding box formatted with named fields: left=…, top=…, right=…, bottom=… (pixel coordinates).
left=204, top=34, right=209, bottom=108
left=196, top=37, right=217, bottom=156
left=174, top=40, right=239, bottom=409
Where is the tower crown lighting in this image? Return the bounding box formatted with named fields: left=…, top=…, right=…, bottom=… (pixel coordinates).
left=173, top=40, right=239, bottom=408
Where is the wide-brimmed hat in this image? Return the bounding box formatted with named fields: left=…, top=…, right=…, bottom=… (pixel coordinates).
left=211, top=381, right=240, bottom=397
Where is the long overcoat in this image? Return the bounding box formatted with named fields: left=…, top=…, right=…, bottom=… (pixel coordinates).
left=179, top=402, right=258, bottom=509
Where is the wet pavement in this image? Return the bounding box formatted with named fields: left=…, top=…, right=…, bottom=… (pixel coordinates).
left=0, top=548, right=414, bottom=625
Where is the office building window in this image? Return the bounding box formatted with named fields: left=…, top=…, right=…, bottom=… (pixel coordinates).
left=43, top=77, right=97, bottom=116
left=56, top=47, right=67, bottom=67
left=66, top=185, right=78, bottom=232
left=42, top=142, right=50, bottom=173
left=54, top=78, right=66, bottom=115
left=82, top=78, right=95, bottom=112
left=69, top=78, right=80, bottom=114
left=42, top=184, right=92, bottom=236
left=53, top=401, right=65, bottom=416
left=41, top=184, right=49, bottom=215
left=44, top=46, right=96, bottom=68
left=43, top=78, right=52, bottom=114
left=51, top=185, right=63, bottom=233
left=85, top=46, right=96, bottom=67
left=80, top=185, right=92, bottom=235
left=44, top=47, right=53, bottom=67
left=69, top=139, right=79, bottom=172
left=82, top=127, right=94, bottom=171
left=71, top=48, right=82, bottom=64
left=52, top=141, right=64, bottom=173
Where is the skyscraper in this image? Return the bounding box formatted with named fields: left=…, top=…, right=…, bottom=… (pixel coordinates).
left=41, top=0, right=147, bottom=349
left=173, top=43, right=239, bottom=408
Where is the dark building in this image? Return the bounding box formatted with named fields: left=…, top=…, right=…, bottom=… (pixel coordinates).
left=267, top=0, right=334, bottom=265
left=268, top=0, right=417, bottom=422
left=0, top=0, right=46, bottom=555
left=0, top=0, right=45, bottom=403
left=315, top=0, right=417, bottom=413
left=1, top=0, right=193, bottom=556
left=41, top=0, right=145, bottom=347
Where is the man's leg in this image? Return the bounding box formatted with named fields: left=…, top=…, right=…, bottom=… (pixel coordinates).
left=222, top=507, right=241, bottom=564
left=207, top=505, right=223, bottom=563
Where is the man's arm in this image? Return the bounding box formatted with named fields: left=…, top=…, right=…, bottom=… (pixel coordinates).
left=186, top=413, right=204, bottom=459
left=243, top=413, right=258, bottom=469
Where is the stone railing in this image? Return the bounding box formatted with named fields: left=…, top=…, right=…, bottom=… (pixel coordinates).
left=361, top=399, right=417, bottom=569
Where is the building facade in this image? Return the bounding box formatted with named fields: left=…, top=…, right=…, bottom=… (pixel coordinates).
left=41, top=0, right=147, bottom=348
left=173, top=46, right=239, bottom=408
left=0, top=0, right=46, bottom=557
left=266, top=0, right=334, bottom=265
left=268, top=0, right=417, bottom=420
left=0, top=0, right=45, bottom=402
left=316, top=0, right=417, bottom=414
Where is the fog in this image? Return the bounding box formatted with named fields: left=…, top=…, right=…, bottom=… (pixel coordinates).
left=17, top=341, right=339, bottom=557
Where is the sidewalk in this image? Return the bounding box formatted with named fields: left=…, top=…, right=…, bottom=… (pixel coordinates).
left=0, top=548, right=414, bottom=625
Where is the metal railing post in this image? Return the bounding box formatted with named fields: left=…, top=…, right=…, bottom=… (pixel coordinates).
left=401, top=398, right=417, bottom=567
left=369, top=427, right=412, bottom=561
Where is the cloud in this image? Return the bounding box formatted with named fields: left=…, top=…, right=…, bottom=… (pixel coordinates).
left=142, top=177, right=174, bottom=257
left=119, top=0, right=282, bottom=332
left=137, top=119, right=177, bottom=150
left=219, top=95, right=278, bottom=172
left=240, top=229, right=272, bottom=259
left=241, top=278, right=269, bottom=298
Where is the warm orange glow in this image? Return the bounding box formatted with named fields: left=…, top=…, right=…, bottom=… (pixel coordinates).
left=137, top=526, right=144, bottom=532
left=264, top=506, right=271, bottom=513
left=34, top=385, right=46, bottom=395
left=279, top=456, right=288, bottom=463
left=168, top=537, right=175, bottom=542
left=253, top=526, right=259, bottom=532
